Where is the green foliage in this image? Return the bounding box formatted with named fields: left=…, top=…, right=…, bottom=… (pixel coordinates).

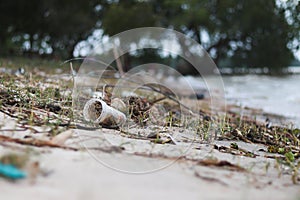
left=102, top=1, right=156, bottom=35
left=230, top=142, right=239, bottom=150
left=0, top=0, right=299, bottom=67
left=100, top=0, right=298, bottom=68
left=0, top=0, right=100, bottom=58
left=285, top=151, right=295, bottom=162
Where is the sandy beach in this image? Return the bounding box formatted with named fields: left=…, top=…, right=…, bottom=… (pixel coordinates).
left=1, top=109, right=300, bottom=200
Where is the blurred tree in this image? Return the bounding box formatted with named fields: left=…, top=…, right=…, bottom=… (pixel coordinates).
left=212, top=0, right=294, bottom=68
left=281, top=0, right=300, bottom=63
left=42, top=0, right=100, bottom=58
left=0, top=0, right=299, bottom=68
left=101, top=1, right=157, bottom=35
left=0, top=0, right=100, bottom=58
left=100, top=0, right=298, bottom=68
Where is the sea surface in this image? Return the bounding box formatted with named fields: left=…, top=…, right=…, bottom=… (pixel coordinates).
left=222, top=74, right=300, bottom=127
left=180, top=70, right=300, bottom=128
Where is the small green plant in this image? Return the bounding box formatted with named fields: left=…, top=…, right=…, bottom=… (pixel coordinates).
left=275, top=151, right=299, bottom=184
left=230, top=142, right=239, bottom=150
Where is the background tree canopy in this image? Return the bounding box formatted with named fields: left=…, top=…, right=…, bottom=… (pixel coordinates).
left=0, top=0, right=299, bottom=69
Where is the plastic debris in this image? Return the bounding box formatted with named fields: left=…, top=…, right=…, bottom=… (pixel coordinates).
left=0, top=162, right=27, bottom=179
left=83, top=98, right=126, bottom=126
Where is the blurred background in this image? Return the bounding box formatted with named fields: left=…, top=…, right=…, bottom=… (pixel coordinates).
left=0, top=0, right=300, bottom=125
left=0, top=0, right=299, bottom=73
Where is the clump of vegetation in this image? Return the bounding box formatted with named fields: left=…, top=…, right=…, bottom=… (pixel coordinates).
left=0, top=67, right=73, bottom=136
left=216, top=113, right=300, bottom=156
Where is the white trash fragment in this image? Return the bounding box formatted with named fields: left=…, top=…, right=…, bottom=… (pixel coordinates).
left=83, top=99, right=126, bottom=126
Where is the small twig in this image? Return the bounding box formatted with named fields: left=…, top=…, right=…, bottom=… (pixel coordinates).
left=143, top=84, right=198, bottom=116
left=0, top=109, right=16, bottom=118
left=194, top=171, right=228, bottom=186
left=198, top=159, right=247, bottom=172
left=0, top=128, right=27, bottom=132
left=149, top=97, right=166, bottom=105
left=0, top=135, right=77, bottom=151
left=113, top=45, right=124, bottom=76
left=70, top=62, right=75, bottom=83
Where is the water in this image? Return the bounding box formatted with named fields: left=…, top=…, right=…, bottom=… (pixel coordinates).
left=221, top=74, right=300, bottom=127
left=180, top=73, right=300, bottom=127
